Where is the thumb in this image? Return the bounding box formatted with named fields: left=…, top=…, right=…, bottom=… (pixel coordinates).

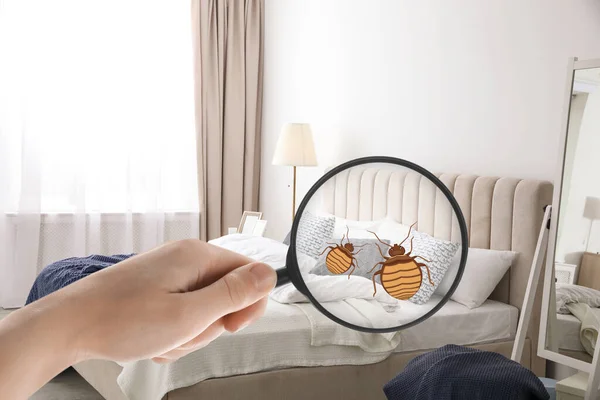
left=187, top=262, right=276, bottom=327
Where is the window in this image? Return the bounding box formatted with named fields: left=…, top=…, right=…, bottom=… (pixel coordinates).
left=0, top=0, right=198, bottom=213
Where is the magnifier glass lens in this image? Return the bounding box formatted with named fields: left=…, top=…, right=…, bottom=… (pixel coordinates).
left=293, top=162, right=466, bottom=331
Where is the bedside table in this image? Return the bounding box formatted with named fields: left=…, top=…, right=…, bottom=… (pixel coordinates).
left=556, top=371, right=587, bottom=399
left=556, top=262, right=578, bottom=284
left=577, top=252, right=600, bottom=291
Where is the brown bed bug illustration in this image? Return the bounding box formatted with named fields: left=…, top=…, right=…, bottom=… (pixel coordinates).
left=319, top=226, right=368, bottom=279
left=367, top=222, right=434, bottom=300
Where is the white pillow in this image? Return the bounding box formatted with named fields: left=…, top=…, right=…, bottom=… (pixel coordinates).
left=437, top=248, right=518, bottom=309
left=375, top=218, right=411, bottom=242
left=556, top=284, right=600, bottom=314
left=333, top=217, right=385, bottom=238
left=436, top=251, right=462, bottom=296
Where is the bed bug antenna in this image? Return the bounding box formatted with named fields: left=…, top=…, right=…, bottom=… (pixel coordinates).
left=398, top=222, right=417, bottom=247
left=367, top=231, right=392, bottom=248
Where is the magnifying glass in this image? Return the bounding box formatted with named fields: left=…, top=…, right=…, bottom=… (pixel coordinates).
left=273, top=156, right=468, bottom=333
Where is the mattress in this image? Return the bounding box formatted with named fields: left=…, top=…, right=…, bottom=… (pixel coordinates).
left=396, top=298, right=518, bottom=352
left=86, top=298, right=518, bottom=400
left=556, top=313, right=585, bottom=352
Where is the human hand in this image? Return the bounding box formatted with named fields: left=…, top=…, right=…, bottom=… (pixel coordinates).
left=53, top=239, right=276, bottom=364
left=1, top=239, right=276, bottom=398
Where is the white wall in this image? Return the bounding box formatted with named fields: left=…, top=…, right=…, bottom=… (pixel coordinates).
left=261, top=0, right=600, bottom=240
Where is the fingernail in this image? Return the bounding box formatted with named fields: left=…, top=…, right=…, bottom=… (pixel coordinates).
left=249, top=263, right=276, bottom=291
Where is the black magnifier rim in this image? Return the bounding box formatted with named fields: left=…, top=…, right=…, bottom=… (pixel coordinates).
left=287, top=156, right=469, bottom=334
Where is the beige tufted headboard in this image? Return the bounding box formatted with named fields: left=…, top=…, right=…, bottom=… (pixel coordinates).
left=322, top=168, right=553, bottom=375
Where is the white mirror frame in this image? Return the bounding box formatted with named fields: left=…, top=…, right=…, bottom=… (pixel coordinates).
left=539, top=57, right=600, bottom=390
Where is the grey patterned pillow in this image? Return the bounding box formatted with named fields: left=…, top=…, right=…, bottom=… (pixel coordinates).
left=295, top=212, right=335, bottom=259
left=405, top=230, right=460, bottom=305
left=309, top=238, right=391, bottom=279
left=283, top=231, right=291, bottom=245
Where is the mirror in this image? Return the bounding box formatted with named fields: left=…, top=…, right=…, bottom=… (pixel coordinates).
left=542, top=62, right=600, bottom=373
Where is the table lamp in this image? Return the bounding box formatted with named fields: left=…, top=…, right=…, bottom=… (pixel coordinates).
left=272, top=123, right=317, bottom=220
left=583, top=196, right=600, bottom=252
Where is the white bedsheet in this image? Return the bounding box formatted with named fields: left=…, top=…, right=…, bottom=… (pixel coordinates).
left=566, top=303, right=600, bottom=356
left=295, top=300, right=402, bottom=352
left=272, top=273, right=399, bottom=305
left=115, top=299, right=517, bottom=400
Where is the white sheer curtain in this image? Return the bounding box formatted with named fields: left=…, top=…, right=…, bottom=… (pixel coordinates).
left=0, top=1, right=199, bottom=308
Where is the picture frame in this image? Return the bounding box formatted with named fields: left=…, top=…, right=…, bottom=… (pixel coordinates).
left=238, top=211, right=263, bottom=235
left=252, top=220, right=268, bottom=237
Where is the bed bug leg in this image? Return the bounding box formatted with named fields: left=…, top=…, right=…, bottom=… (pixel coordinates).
left=318, top=246, right=336, bottom=256
left=347, top=260, right=358, bottom=278
left=417, top=262, right=434, bottom=285
left=371, top=269, right=383, bottom=296
left=368, top=261, right=384, bottom=273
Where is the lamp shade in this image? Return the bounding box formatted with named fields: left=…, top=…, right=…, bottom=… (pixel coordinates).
left=583, top=196, right=600, bottom=220
left=272, top=123, right=318, bottom=166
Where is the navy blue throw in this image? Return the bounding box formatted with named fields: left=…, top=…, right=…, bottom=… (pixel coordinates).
left=383, top=344, right=549, bottom=400
left=26, top=254, right=134, bottom=305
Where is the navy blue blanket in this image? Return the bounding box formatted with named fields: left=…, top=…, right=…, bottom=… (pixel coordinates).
left=26, top=254, right=134, bottom=305
left=383, top=344, right=549, bottom=400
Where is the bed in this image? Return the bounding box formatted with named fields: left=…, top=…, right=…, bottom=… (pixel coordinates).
left=555, top=313, right=593, bottom=364
left=546, top=290, right=598, bottom=379
left=550, top=283, right=600, bottom=364
left=73, top=171, right=552, bottom=400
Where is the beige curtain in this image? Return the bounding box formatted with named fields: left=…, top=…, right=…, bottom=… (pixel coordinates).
left=192, top=0, right=264, bottom=240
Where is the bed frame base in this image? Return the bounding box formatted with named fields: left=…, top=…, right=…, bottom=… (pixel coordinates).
left=74, top=340, right=528, bottom=400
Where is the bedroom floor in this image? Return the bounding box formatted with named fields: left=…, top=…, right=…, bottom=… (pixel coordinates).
left=0, top=308, right=103, bottom=400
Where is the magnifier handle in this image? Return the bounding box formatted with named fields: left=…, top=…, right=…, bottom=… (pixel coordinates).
left=275, top=268, right=291, bottom=287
